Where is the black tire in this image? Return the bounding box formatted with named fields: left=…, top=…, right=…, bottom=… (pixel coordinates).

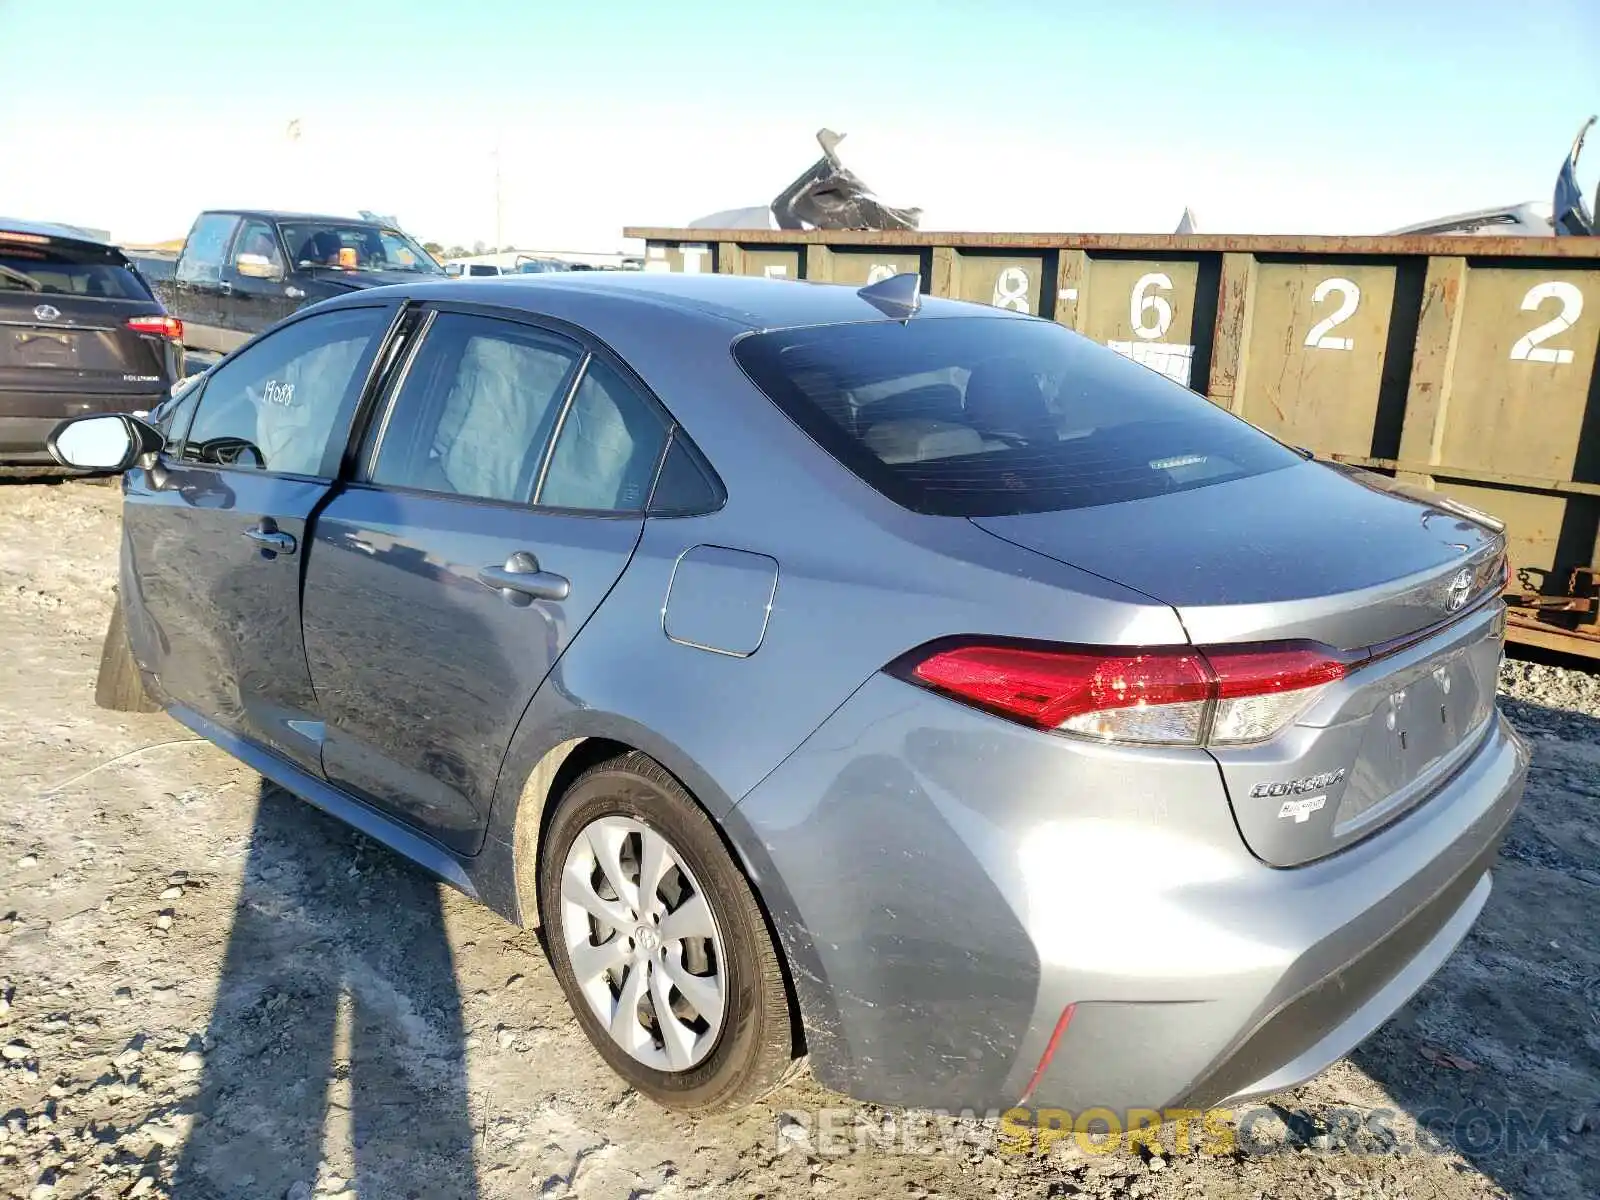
left=538, top=752, right=797, bottom=1112
left=95, top=599, right=160, bottom=712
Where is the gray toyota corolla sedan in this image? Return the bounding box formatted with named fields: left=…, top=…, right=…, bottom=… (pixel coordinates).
left=50, top=271, right=1527, bottom=1116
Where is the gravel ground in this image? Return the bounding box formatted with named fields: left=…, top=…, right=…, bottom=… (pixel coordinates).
left=2, top=479, right=1598, bottom=1200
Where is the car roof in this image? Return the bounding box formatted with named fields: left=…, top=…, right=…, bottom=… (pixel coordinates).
left=372, top=270, right=1027, bottom=333
left=0, top=218, right=118, bottom=249
left=207, top=210, right=390, bottom=226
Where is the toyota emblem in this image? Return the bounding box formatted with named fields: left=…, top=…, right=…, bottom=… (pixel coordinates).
left=1446, top=567, right=1474, bottom=612
left=33, top=304, right=60, bottom=322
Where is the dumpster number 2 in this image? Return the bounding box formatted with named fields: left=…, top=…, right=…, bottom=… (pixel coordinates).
left=1510, top=281, right=1584, bottom=365
left=1305, top=277, right=1360, bottom=351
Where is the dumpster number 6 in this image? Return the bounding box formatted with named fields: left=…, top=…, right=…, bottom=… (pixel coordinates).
left=1131, top=273, right=1174, bottom=340
left=1305, top=278, right=1360, bottom=351
left=1510, top=282, right=1584, bottom=365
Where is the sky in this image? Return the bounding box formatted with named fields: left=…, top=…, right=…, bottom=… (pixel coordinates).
left=0, top=0, right=1596, bottom=250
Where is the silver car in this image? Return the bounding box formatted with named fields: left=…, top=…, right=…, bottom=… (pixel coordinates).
left=51, top=271, right=1526, bottom=1115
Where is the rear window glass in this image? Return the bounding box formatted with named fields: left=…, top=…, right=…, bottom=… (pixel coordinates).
left=0, top=251, right=151, bottom=300
left=733, top=316, right=1301, bottom=517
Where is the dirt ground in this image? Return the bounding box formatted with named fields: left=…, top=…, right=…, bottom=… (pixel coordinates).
left=1, top=479, right=1597, bottom=1200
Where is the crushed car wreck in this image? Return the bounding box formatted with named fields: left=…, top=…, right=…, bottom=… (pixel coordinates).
left=688, top=128, right=922, bottom=232
left=1388, top=115, right=1595, bottom=237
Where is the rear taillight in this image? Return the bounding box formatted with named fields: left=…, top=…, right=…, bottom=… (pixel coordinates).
left=126, top=314, right=183, bottom=341
left=897, top=640, right=1348, bottom=746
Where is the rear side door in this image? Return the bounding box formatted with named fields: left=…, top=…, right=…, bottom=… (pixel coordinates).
left=301, top=305, right=674, bottom=852
left=221, top=218, right=300, bottom=335
left=120, top=303, right=398, bottom=773
left=170, top=213, right=239, bottom=334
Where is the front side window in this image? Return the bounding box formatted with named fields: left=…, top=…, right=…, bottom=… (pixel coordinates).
left=734, top=316, right=1302, bottom=517
left=539, top=359, right=668, bottom=512
left=180, top=307, right=391, bottom=475
left=175, top=213, right=240, bottom=284
left=279, top=222, right=443, bottom=275
left=231, top=219, right=286, bottom=279
left=368, top=313, right=581, bottom=503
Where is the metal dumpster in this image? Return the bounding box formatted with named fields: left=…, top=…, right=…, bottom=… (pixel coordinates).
left=626, top=227, right=1600, bottom=660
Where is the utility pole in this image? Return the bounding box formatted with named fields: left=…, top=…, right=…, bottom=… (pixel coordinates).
left=493, top=142, right=504, bottom=252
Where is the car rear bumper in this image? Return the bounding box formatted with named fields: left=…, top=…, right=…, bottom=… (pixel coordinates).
left=0, top=391, right=165, bottom=463
left=727, top=673, right=1528, bottom=1113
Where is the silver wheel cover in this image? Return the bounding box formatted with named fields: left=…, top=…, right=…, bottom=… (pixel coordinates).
left=560, top=814, right=727, bottom=1072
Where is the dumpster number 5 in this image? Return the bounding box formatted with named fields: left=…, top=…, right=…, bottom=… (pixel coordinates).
left=1510, top=282, right=1584, bottom=365
left=1305, top=278, right=1360, bottom=351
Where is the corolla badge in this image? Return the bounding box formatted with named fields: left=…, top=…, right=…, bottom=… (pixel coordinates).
left=33, top=303, right=60, bottom=321
left=1446, top=567, right=1475, bottom=612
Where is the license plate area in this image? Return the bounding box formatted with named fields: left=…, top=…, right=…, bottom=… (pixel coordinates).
left=1334, top=638, right=1499, bottom=833
left=7, top=328, right=77, bottom=368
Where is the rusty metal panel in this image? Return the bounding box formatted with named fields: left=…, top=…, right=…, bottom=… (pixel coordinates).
left=1237, top=261, right=1400, bottom=450
left=948, top=251, right=1048, bottom=315
left=1438, top=482, right=1567, bottom=582
left=824, top=248, right=925, bottom=287
left=642, top=242, right=717, bottom=274
left=627, top=227, right=1600, bottom=259
left=737, top=247, right=803, bottom=280
left=1441, top=265, right=1600, bottom=478
left=1077, top=257, right=1203, bottom=388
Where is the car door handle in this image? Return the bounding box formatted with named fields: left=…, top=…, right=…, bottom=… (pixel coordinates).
left=218, top=280, right=234, bottom=296
left=478, top=551, right=569, bottom=603
left=243, top=523, right=297, bottom=555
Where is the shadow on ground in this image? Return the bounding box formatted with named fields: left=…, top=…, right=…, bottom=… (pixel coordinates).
left=1349, top=696, right=1600, bottom=1200
left=172, top=780, right=480, bottom=1198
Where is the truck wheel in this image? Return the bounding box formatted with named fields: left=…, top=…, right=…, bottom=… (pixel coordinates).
left=538, top=752, right=798, bottom=1112
left=96, top=599, right=159, bottom=712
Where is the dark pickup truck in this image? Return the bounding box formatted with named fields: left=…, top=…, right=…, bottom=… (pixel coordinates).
left=152, top=210, right=446, bottom=355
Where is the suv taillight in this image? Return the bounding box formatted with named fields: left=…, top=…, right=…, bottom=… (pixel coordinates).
left=126, top=314, right=183, bottom=341
left=894, top=640, right=1349, bottom=747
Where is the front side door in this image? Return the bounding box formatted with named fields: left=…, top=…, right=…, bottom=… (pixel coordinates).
left=120, top=303, right=397, bottom=773
left=301, top=308, right=673, bottom=852
left=221, top=218, right=299, bottom=335
left=170, top=212, right=239, bottom=335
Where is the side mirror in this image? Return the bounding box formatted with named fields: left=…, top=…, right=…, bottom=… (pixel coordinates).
left=47, top=414, right=165, bottom=473
left=235, top=252, right=284, bottom=281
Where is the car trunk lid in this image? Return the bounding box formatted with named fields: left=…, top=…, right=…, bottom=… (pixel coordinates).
left=0, top=235, right=172, bottom=401
left=0, top=294, right=171, bottom=400
left=973, top=460, right=1508, bottom=865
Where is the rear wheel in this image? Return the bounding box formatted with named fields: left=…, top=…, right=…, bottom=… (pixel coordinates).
left=95, top=599, right=159, bottom=712
left=538, top=753, right=797, bottom=1112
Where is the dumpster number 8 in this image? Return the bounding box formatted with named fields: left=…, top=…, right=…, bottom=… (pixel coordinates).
left=991, top=267, right=1031, bottom=312
left=1510, top=282, right=1584, bottom=365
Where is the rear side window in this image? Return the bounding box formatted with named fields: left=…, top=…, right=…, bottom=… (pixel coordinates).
left=0, top=249, right=151, bottom=300
left=368, top=313, right=581, bottom=503
left=734, top=317, right=1302, bottom=517
left=538, top=359, right=668, bottom=512
left=175, top=213, right=240, bottom=284
left=647, top=430, right=722, bottom=516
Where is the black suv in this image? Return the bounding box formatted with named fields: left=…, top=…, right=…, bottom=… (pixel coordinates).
left=0, top=220, right=182, bottom=468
